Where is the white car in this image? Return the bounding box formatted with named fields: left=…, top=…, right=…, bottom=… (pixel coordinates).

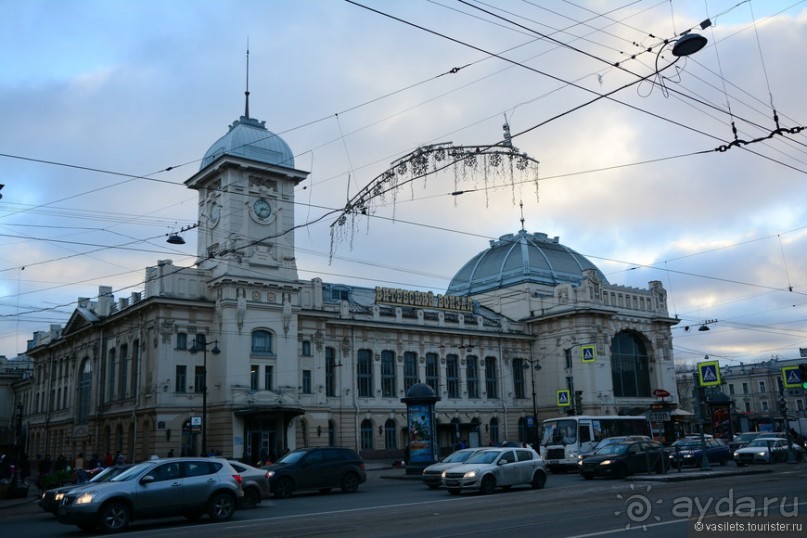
left=734, top=438, right=804, bottom=465
left=441, top=447, right=547, bottom=495
left=422, top=448, right=486, bottom=489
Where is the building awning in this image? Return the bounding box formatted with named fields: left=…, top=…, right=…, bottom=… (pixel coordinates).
left=233, top=405, right=305, bottom=418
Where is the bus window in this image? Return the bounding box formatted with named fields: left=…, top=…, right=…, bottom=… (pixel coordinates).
left=578, top=424, right=592, bottom=443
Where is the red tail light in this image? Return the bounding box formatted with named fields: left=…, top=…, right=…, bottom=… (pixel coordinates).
left=233, top=474, right=243, bottom=485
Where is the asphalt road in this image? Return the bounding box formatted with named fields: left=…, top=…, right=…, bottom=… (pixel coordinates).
left=3, top=464, right=806, bottom=537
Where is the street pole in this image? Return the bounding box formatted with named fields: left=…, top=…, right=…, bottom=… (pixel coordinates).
left=190, top=339, right=220, bottom=456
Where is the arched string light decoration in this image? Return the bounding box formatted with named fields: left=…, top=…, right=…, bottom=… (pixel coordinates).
left=329, top=122, right=540, bottom=260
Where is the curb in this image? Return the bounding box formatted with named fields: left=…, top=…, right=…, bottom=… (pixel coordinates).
left=626, top=468, right=773, bottom=482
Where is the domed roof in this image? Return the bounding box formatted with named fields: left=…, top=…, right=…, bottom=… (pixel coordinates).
left=200, top=115, right=294, bottom=170
left=446, top=230, right=608, bottom=296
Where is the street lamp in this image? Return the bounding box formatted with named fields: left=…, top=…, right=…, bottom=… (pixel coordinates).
left=523, top=359, right=542, bottom=446
left=189, top=338, right=221, bottom=456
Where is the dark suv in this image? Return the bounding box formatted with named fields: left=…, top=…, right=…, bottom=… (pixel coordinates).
left=262, top=447, right=366, bottom=499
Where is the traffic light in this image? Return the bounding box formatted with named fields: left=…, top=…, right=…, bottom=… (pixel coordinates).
left=798, top=363, right=807, bottom=389
left=574, top=390, right=583, bottom=415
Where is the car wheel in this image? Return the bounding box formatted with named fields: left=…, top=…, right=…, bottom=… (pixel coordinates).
left=479, top=475, right=496, bottom=495
left=208, top=492, right=236, bottom=522
left=341, top=472, right=360, bottom=493
left=447, top=488, right=461, bottom=496
left=274, top=477, right=295, bottom=499
left=426, top=484, right=439, bottom=490
left=530, top=470, right=547, bottom=489
left=98, top=501, right=130, bottom=533
left=242, top=486, right=260, bottom=509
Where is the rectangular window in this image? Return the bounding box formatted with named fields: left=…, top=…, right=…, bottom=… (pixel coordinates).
left=175, top=365, right=187, bottom=393
left=485, top=356, right=498, bottom=399
left=194, top=366, right=205, bottom=394
left=251, top=331, right=272, bottom=354
left=325, top=347, right=336, bottom=397
left=513, top=358, right=526, bottom=399
left=403, top=351, right=418, bottom=392
left=742, top=382, right=749, bottom=394
left=446, top=354, right=459, bottom=399
left=761, top=400, right=769, bottom=411
left=381, top=350, right=396, bottom=397
left=758, top=381, right=766, bottom=393
left=250, top=365, right=259, bottom=391
left=302, top=370, right=312, bottom=394
left=357, top=349, right=373, bottom=397
left=466, top=356, right=479, bottom=398
left=131, top=341, right=139, bottom=395
left=107, top=351, right=116, bottom=401
left=425, top=352, right=439, bottom=394
left=728, top=383, right=735, bottom=395
left=264, top=365, right=274, bottom=391
left=302, top=340, right=312, bottom=356
left=176, top=332, right=187, bottom=350
left=119, top=346, right=128, bottom=399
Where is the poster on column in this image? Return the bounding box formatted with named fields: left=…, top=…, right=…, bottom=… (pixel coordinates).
left=407, top=404, right=435, bottom=463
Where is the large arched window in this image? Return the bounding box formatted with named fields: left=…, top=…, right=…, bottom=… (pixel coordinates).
left=76, top=358, right=92, bottom=425
left=384, top=419, right=397, bottom=449
left=357, top=349, right=373, bottom=397
left=360, top=419, right=374, bottom=450
left=611, top=331, right=651, bottom=397
left=251, top=330, right=273, bottom=354
left=489, top=417, right=500, bottom=445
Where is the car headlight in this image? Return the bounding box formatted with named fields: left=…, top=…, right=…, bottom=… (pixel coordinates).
left=464, top=470, right=478, bottom=479
left=75, top=491, right=97, bottom=505
left=600, top=460, right=614, bottom=466
left=757, top=451, right=766, bottom=457
left=733, top=452, right=739, bottom=458
left=266, top=470, right=276, bottom=479
left=55, top=492, right=65, bottom=502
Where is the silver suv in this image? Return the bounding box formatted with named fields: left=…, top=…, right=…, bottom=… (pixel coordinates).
left=57, top=457, right=243, bottom=532
left=441, top=447, right=548, bottom=495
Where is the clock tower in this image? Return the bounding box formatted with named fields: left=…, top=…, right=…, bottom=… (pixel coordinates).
left=184, top=111, right=308, bottom=284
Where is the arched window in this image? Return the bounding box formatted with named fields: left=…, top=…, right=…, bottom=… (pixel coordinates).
left=384, top=419, right=397, bottom=449
left=76, top=358, right=92, bottom=425
left=381, top=350, right=396, bottom=397
left=518, top=417, right=528, bottom=443
left=611, top=331, right=651, bottom=397
left=360, top=419, right=374, bottom=450
left=489, top=417, right=500, bottom=445
left=251, top=330, right=273, bottom=354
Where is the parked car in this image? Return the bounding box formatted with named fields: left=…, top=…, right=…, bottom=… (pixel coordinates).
left=56, top=457, right=243, bottom=532
left=729, top=432, right=785, bottom=456
left=578, top=440, right=666, bottom=479
left=441, top=447, right=547, bottom=495
left=734, top=438, right=804, bottom=465
left=40, top=464, right=133, bottom=515
left=227, top=460, right=271, bottom=509
left=261, top=447, right=366, bottom=499
left=667, top=438, right=731, bottom=467
left=591, top=436, right=652, bottom=453
left=422, top=448, right=486, bottom=489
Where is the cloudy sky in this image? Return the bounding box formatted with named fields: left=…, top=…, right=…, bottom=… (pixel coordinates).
left=1, top=0, right=806, bottom=368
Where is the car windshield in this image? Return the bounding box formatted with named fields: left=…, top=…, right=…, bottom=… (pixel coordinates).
left=672, top=441, right=700, bottom=450
left=735, top=433, right=759, bottom=442
left=465, top=451, right=500, bottom=465
left=595, top=444, right=628, bottom=455
left=443, top=451, right=475, bottom=463
left=110, top=462, right=152, bottom=482
left=89, top=466, right=124, bottom=482
left=746, top=440, right=775, bottom=448
left=275, top=450, right=307, bottom=464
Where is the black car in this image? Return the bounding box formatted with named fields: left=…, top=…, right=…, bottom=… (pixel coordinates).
left=578, top=440, right=667, bottom=479
left=261, top=447, right=366, bottom=499
left=667, top=438, right=731, bottom=468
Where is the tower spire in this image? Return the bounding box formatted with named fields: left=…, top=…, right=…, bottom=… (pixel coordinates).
left=244, top=40, right=250, bottom=119
left=519, top=200, right=526, bottom=231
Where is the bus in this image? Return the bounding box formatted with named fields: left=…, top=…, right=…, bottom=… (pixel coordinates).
left=540, top=415, right=651, bottom=472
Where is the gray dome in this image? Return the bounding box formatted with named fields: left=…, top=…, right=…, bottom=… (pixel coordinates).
left=447, top=230, right=608, bottom=296
left=200, top=116, right=294, bottom=170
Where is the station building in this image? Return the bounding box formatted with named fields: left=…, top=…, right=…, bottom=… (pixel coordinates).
left=18, top=105, right=680, bottom=463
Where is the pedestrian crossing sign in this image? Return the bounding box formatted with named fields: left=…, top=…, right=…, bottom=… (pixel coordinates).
left=782, top=366, right=802, bottom=389
left=581, top=344, right=596, bottom=363
left=556, top=389, right=571, bottom=407
left=697, top=360, right=721, bottom=387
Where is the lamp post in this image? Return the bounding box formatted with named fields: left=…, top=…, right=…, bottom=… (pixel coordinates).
left=523, top=358, right=542, bottom=447
left=189, top=338, right=221, bottom=456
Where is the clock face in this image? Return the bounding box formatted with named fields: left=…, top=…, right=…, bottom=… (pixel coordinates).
left=253, top=198, right=272, bottom=220
left=208, top=202, right=221, bottom=227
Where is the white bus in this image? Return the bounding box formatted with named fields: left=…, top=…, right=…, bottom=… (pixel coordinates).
left=540, top=415, right=651, bottom=472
